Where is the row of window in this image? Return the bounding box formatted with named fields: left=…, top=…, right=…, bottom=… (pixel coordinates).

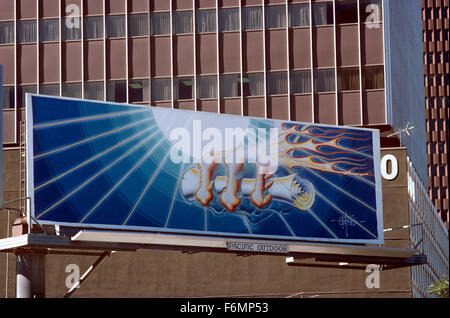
left=426, top=74, right=450, bottom=86
left=2, top=66, right=384, bottom=108
left=424, top=29, right=450, bottom=42
left=427, top=96, right=450, bottom=108
left=425, top=52, right=450, bottom=64
left=423, top=7, right=449, bottom=20
left=0, top=1, right=383, bottom=44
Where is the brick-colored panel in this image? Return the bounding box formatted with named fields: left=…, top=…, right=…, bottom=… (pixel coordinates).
left=314, top=93, right=336, bottom=125
left=129, top=38, right=149, bottom=78
left=338, top=92, right=361, bottom=126
left=292, top=94, right=312, bottom=123
left=243, top=31, right=264, bottom=72
left=198, top=34, right=217, bottom=75
left=174, top=35, right=194, bottom=75
left=107, top=39, right=126, bottom=79
left=40, top=43, right=60, bottom=83
left=220, top=32, right=240, bottom=73
left=151, top=36, right=171, bottom=77
left=290, top=28, right=310, bottom=69
left=18, top=44, right=37, bottom=84
left=267, top=29, right=287, bottom=71
left=85, top=40, right=104, bottom=81
left=0, top=46, right=15, bottom=85
left=63, top=41, right=82, bottom=82
left=268, top=96, right=289, bottom=120
left=312, top=26, right=335, bottom=68
left=40, top=0, right=60, bottom=18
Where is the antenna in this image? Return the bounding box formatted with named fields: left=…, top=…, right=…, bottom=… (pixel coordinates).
left=387, top=122, right=415, bottom=139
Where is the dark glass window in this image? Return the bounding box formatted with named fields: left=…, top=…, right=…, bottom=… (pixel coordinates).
left=289, top=3, right=310, bottom=27
left=40, top=19, right=59, bottom=42
left=196, top=10, right=216, bottom=33
left=63, top=18, right=81, bottom=40
left=312, top=2, right=333, bottom=26
left=290, top=70, right=311, bottom=94
left=173, top=11, right=193, bottom=34
left=129, top=14, right=149, bottom=37
left=107, top=15, right=125, bottom=38
left=242, top=73, right=264, bottom=97
left=18, top=20, right=37, bottom=43
left=268, top=72, right=288, bottom=95
left=336, top=0, right=358, bottom=24
left=84, top=16, right=104, bottom=39
left=107, top=80, right=127, bottom=102
left=17, top=85, right=37, bottom=107
left=0, top=22, right=15, bottom=44
left=84, top=82, right=104, bottom=101
left=62, top=83, right=82, bottom=98
left=338, top=67, right=360, bottom=91
left=40, top=84, right=60, bottom=96
left=314, top=69, right=335, bottom=92
left=265, top=5, right=286, bottom=29
left=2, top=86, right=15, bottom=109
left=129, top=79, right=149, bottom=103
left=197, top=76, right=217, bottom=99
left=363, top=66, right=384, bottom=89
left=152, top=78, right=171, bottom=101
left=243, top=7, right=263, bottom=30
left=220, top=74, right=241, bottom=98
left=151, top=12, right=170, bottom=35
left=359, top=0, right=383, bottom=23
left=175, top=77, right=193, bottom=100
left=219, top=8, right=240, bottom=32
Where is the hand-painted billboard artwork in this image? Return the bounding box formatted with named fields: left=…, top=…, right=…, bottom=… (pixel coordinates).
left=28, top=95, right=383, bottom=244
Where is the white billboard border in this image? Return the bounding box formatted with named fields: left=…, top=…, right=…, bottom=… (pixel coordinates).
left=25, top=94, right=384, bottom=245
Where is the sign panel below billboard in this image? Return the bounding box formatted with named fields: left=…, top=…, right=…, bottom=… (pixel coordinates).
left=27, top=95, right=383, bottom=244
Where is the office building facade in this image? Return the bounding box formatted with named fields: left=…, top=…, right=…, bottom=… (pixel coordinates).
left=422, top=0, right=449, bottom=226
left=1, top=0, right=427, bottom=181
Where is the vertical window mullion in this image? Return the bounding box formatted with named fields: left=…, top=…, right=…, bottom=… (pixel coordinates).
left=103, top=0, right=106, bottom=101
left=286, top=0, right=291, bottom=121
left=262, top=3, right=267, bottom=119
left=333, top=0, right=338, bottom=125
left=357, top=0, right=364, bottom=125
left=193, top=1, right=197, bottom=111
left=239, top=1, right=244, bottom=116
left=216, top=2, right=220, bottom=113
left=309, top=0, right=315, bottom=122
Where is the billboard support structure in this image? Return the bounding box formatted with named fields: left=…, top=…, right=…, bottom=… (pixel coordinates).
left=15, top=249, right=46, bottom=298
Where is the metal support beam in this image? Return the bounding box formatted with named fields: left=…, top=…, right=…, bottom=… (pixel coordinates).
left=64, top=251, right=114, bottom=298
left=15, top=249, right=46, bottom=298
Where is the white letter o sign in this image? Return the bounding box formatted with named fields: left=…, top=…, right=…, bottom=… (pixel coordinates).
left=381, top=155, right=398, bottom=180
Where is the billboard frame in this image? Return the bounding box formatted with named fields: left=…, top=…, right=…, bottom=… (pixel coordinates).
left=25, top=94, right=384, bottom=245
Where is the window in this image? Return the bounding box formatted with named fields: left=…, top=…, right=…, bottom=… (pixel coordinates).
left=428, top=97, right=435, bottom=108
left=242, top=73, right=264, bottom=97
left=151, top=12, right=170, bottom=35
left=173, top=11, right=193, bottom=34
left=314, top=69, right=335, bottom=93
left=84, top=16, right=104, bottom=39
left=84, top=82, right=104, bottom=101
left=175, top=77, right=193, bottom=100
left=197, top=76, right=217, bottom=99
left=17, top=85, right=37, bottom=107
left=18, top=20, right=37, bottom=43
left=289, top=3, right=310, bottom=27
left=338, top=68, right=360, bottom=91
left=129, top=79, right=149, bottom=103
left=436, top=74, right=442, bottom=86
left=290, top=70, right=311, bottom=94
left=359, top=0, right=382, bottom=23
left=63, top=19, right=81, bottom=40
left=40, top=19, right=59, bottom=42
left=363, top=66, right=384, bottom=89
left=219, top=8, right=240, bottom=32
left=107, top=15, right=125, bottom=38
left=0, top=22, right=14, bottom=44
left=312, top=2, right=333, bottom=26
left=243, top=7, right=263, bottom=30
left=196, top=10, right=216, bottom=33
left=268, top=72, right=288, bottom=95
left=40, top=84, right=60, bottom=96
left=107, top=80, right=127, bottom=102
left=62, top=83, right=82, bottom=98
left=220, top=74, right=241, bottom=98
left=152, top=78, right=172, bottom=101
left=265, top=5, right=286, bottom=29
left=336, top=0, right=358, bottom=24
left=129, top=14, right=149, bottom=37
left=2, top=86, right=15, bottom=109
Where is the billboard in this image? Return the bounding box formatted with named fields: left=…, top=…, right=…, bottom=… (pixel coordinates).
left=27, top=95, right=383, bottom=244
